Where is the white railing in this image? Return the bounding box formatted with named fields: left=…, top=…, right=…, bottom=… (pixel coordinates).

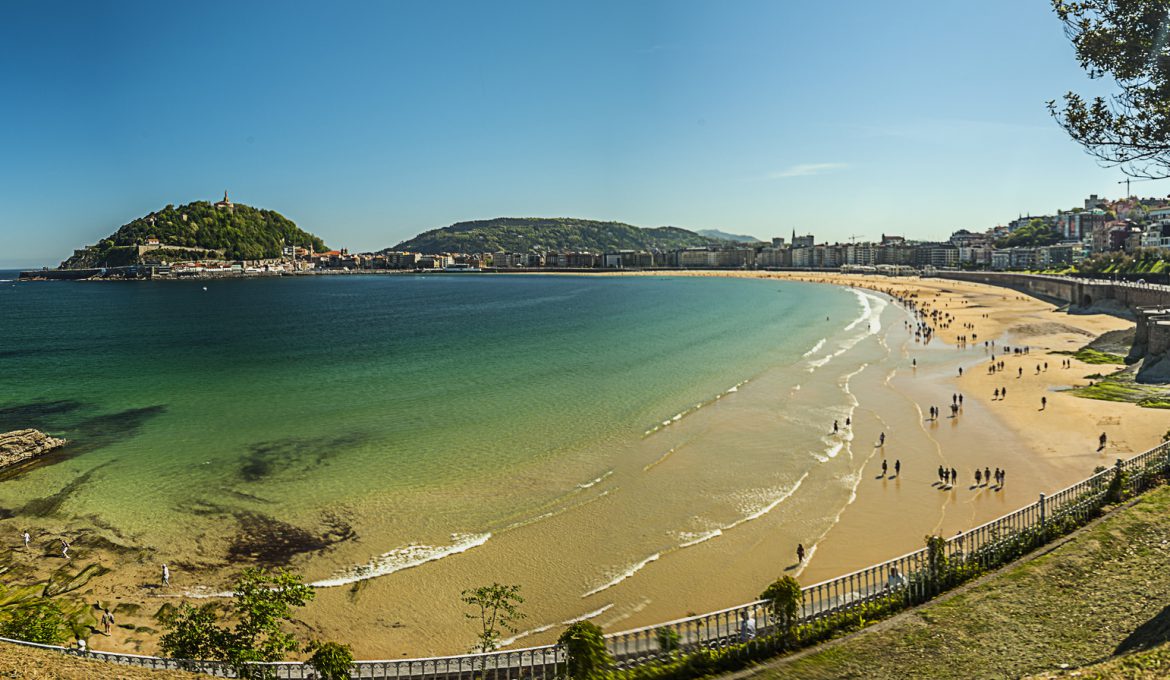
left=7, top=440, right=1170, bottom=678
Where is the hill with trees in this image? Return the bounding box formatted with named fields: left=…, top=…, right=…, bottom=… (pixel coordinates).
left=388, top=217, right=724, bottom=254
left=995, top=218, right=1064, bottom=249
left=61, top=199, right=327, bottom=268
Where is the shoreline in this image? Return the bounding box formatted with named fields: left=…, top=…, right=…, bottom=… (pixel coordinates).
left=2, top=271, right=1165, bottom=660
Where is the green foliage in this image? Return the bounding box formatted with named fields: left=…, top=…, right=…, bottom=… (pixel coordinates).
left=307, top=640, right=354, bottom=680
left=390, top=217, right=722, bottom=255
left=461, top=583, right=525, bottom=653
left=1075, top=248, right=1170, bottom=276
left=759, top=576, right=801, bottom=630
left=1107, top=461, right=1129, bottom=504
left=158, top=602, right=222, bottom=661
left=559, top=621, right=612, bottom=680
left=1073, top=348, right=1128, bottom=365
left=157, top=568, right=315, bottom=678
left=1049, top=0, right=1170, bottom=178
left=61, top=200, right=327, bottom=268
left=995, top=219, right=1063, bottom=248
left=655, top=626, right=680, bottom=654
left=0, top=599, right=69, bottom=645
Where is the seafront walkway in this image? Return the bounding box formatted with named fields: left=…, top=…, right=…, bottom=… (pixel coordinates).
left=3, top=436, right=1167, bottom=679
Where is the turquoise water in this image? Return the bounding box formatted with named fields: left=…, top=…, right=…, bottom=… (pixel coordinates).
left=0, top=273, right=861, bottom=576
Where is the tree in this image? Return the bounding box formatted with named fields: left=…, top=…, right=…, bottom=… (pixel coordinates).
left=158, top=602, right=222, bottom=660
left=157, top=568, right=315, bottom=677
left=0, top=599, right=69, bottom=645
left=461, top=583, right=525, bottom=652
left=307, top=640, right=354, bottom=680
left=1049, top=0, right=1170, bottom=178
left=558, top=621, right=612, bottom=680
left=759, top=576, right=802, bottom=633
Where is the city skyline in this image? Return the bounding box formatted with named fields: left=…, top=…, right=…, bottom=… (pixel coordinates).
left=5, top=1, right=1170, bottom=267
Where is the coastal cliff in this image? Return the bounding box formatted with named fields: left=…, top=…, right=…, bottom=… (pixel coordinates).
left=0, top=429, right=67, bottom=469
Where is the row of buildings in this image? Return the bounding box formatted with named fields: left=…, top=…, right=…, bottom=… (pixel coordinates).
left=149, top=192, right=1170, bottom=275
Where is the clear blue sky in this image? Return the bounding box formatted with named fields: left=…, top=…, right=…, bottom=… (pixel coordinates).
left=1, top=0, right=1164, bottom=266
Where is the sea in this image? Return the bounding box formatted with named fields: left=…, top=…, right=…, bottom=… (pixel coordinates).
left=0, top=271, right=905, bottom=652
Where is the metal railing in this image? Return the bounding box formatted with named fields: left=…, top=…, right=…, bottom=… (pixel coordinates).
left=7, top=440, right=1170, bottom=678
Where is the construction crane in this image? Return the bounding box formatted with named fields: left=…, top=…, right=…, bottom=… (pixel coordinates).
left=847, top=234, right=865, bottom=243
left=1118, top=176, right=1161, bottom=198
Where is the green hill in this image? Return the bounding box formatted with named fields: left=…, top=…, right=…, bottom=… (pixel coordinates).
left=388, top=217, right=723, bottom=254
left=61, top=198, right=327, bottom=268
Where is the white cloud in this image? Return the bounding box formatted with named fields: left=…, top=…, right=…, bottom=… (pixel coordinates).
left=768, top=162, right=849, bottom=179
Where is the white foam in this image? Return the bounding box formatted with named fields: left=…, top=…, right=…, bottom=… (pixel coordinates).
left=678, top=528, right=723, bottom=548
left=583, top=553, right=661, bottom=597
left=726, top=472, right=810, bottom=530
left=802, top=338, right=827, bottom=358
left=578, top=470, right=613, bottom=489
left=497, top=604, right=615, bottom=648
left=310, top=533, right=491, bottom=588
left=644, top=380, right=748, bottom=435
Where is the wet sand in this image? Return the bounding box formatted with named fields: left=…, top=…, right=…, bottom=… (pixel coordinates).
left=4, top=271, right=1165, bottom=660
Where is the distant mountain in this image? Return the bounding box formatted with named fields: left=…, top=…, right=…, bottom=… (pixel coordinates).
left=697, top=229, right=765, bottom=244
left=389, top=217, right=725, bottom=254
left=61, top=196, right=327, bottom=268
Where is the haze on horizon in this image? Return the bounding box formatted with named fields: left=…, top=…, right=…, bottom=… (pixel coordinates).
left=2, top=0, right=1168, bottom=268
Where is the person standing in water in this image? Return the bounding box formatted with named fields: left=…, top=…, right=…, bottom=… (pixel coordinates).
left=796, top=543, right=806, bottom=563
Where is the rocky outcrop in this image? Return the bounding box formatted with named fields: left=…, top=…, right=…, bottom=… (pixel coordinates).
left=0, top=429, right=67, bottom=469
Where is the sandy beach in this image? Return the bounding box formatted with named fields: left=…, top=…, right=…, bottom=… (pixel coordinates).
left=4, top=271, right=1166, bottom=660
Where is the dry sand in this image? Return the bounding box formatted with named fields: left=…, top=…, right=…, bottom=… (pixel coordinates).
left=4, top=271, right=1167, bottom=662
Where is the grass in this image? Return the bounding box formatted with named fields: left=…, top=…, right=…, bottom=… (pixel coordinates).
left=1074, top=348, right=1127, bottom=365
left=0, top=641, right=202, bottom=679
left=1071, top=348, right=1128, bottom=365
left=1029, top=642, right=1170, bottom=679
left=743, top=485, right=1170, bottom=680
left=1070, top=367, right=1170, bottom=408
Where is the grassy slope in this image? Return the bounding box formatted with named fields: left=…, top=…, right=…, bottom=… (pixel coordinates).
left=1029, top=642, right=1170, bottom=679
left=0, top=642, right=201, bottom=679
left=743, top=484, right=1170, bottom=680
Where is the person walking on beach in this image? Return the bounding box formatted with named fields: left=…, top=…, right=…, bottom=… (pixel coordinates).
left=796, top=543, right=805, bottom=563
left=958, top=393, right=964, bottom=406
left=845, top=417, right=851, bottom=427
left=879, top=432, right=885, bottom=447
left=162, top=563, right=170, bottom=587
left=951, top=467, right=957, bottom=485
left=60, top=538, right=69, bottom=559
left=1002, top=386, right=1007, bottom=399
left=984, top=467, right=991, bottom=486
left=1018, top=367, right=1023, bottom=378
left=1099, top=432, right=1108, bottom=450
left=22, top=531, right=30, bottom=550
left=958, top=367, right=963, bottom=377
left=975, top=469, right=982, bottom=486
left=881, top=459, right=888, bottom=477
left=994, top=388, right=1000, bottom=400
left=833, top=420, right=839, bottom=434
left=1041, top=396, right=1047, bottom=410
left=894, top=460, right=901, bottom=477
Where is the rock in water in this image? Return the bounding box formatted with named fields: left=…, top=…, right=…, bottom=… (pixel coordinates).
left=0, top=429, right=67, bottom=469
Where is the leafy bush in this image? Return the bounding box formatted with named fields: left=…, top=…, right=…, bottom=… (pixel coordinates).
left=759, top=576, right=801, bottom=632
left=0, top=599, right=69, bottom=644
left=559, top=621, right=612, bottom=680
left=307, top=640, right=354, bottom=680
left=157, top=568, right=315, bottom=678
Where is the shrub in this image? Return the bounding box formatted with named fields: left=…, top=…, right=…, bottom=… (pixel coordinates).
left=558, top=621, right=611, bottom=680
left=307, top=640, right=354, bottom=680
left=0, top=599, right=69, bottom=645
left=759, top=576, right=801, bottom=631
